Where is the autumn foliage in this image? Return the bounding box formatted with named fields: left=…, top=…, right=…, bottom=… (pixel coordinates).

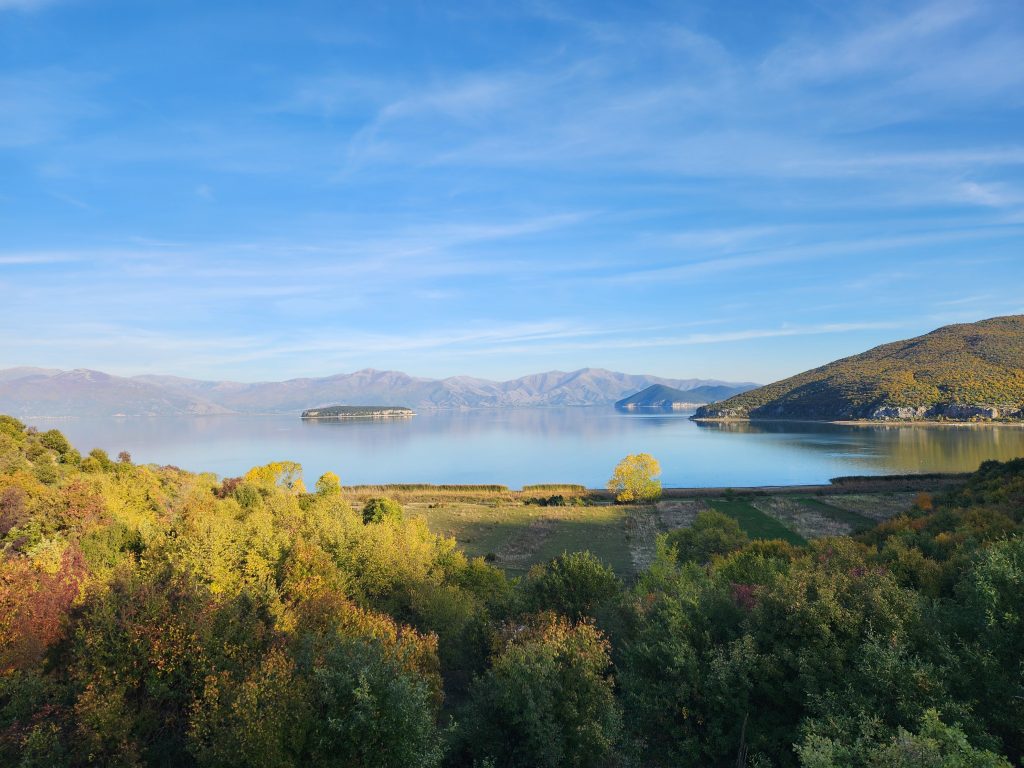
left=0, top=416, right=1022, bottom=767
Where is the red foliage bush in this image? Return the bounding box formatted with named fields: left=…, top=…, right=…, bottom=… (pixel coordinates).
left=0, top=545, right=86, bottom=673
left=0, top=486, right=28, bottom=536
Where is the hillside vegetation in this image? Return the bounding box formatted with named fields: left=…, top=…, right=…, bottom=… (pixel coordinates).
left=1, top=415, right=1022, bottom=766
left=695, top=315, right=1024, bottom=421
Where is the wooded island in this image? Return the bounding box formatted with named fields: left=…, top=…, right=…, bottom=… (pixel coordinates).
left=301, top=405, right=415, bottom=419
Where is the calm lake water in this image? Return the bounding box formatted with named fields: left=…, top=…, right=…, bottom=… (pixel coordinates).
left=31, top=409, right=1024, bottom=489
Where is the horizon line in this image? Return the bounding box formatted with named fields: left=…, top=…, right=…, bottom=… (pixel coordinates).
left=0, top=363, right=762, bottom=387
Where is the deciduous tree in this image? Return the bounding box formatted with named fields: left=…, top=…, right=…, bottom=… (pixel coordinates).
left=315, top=471, right=342, bottom=496
left=458, top=614, right=622, bottom=768
left=607, top=452, right=662, bottom=503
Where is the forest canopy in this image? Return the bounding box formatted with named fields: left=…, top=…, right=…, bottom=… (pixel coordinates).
left=0, top=413, right=1022, bottom=767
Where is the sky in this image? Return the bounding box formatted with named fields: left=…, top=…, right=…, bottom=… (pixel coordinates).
left=1, top=0, right=1023, bottom=384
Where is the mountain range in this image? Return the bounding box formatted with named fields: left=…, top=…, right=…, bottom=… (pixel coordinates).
left=0, top=367, right=758, bottom=417
left=694, top=315, right=1024, bottom=422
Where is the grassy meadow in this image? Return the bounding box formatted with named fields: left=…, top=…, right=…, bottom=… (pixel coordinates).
left=343, top=484, right=925, bottom=579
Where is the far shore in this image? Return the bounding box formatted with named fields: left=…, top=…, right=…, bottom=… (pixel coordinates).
left=692, top=417, right=1024, bottom=427
left=833, top=420, right=1024, bottom=427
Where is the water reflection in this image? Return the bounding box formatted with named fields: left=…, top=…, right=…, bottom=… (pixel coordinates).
left=28, top=410, right=1024, bottom=488
left=694, top=419, right=1024, bottom=474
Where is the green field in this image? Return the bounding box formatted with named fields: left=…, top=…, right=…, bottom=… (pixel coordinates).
left=707, top=499, right=808, bottom=546
left=373, top=480, right=948, bottom=578
left=406, top=502, right=634, bottom=576
left=399, top=489, right=921, bottom=578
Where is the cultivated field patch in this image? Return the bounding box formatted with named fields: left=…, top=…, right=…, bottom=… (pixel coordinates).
left=409, top=501, right=634, bottom=577
left=625, top=506, right=661, bottom=573
left=405, top=486, right=928, bottom=578
left=654, top=499, right=707, bottom=531
left=528, top=505, right=632, bottom=576
left=751, top=496, right=853, bottom=540
left=823, top=492, right=917, bottom=521
left=795, top=497, right=876, bottom=531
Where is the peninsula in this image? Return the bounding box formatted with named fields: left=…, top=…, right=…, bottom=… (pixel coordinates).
left=693, top=315, right=1024, bottom=423
left=301, top=405, right=415, bottom=419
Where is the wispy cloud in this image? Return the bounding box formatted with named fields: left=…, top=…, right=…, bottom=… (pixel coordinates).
left=453, top=322, right=905, bottom=357
left=0, top=68, right=99, bottom=147
left=0, top=252, right=83, bottom=265
left=761, top=0, right=982, bottom=87
left=610, top=224, right=1024, bottom=285
left=1, top=1, right=1021, bottom=380
left=48, top=190, right=93, bottom=210
left=0, top=0, right=63, bottom=10
left=266, top=0, right=1023, bottom=190
left=955, top=181, right=1022, bottom=207
left=0, top=317, right=897, bottom=374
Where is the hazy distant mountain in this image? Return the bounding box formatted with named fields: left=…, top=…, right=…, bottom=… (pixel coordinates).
left=139, top=368, right=758, bottom=412
left=694, top=315, right=1024, bottom=422
left=0, top=367, right=62, bottom=383
left=615, top=383, right=754, bottom=410
left=0, top=366, right=756, bottom=417
left=0, top=369, right=232, bottom=417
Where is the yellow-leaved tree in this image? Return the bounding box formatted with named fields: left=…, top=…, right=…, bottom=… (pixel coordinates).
left=244, top=461, right=306, bottom=494
left=607, top=453, right=661, bottom=503
left=315, top=471, right=342, bottom=496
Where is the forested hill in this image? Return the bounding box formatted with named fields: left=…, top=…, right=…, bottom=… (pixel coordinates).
left=615, top=383, right=751, bottom=409
left=694, top=315, right=1024, bottom=421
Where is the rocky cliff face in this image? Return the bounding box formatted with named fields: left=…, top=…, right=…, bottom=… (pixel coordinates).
left=695, top=400, right=1024, bottom=422
left=866, top=403, right=1023, bottom=421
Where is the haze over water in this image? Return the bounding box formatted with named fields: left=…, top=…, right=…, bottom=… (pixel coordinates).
left=35, top=410, right=1024, bottom=489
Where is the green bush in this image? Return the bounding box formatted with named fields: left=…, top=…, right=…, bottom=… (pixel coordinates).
left=663, top=509, right=749, bottom=564
left=457, top=615, right=621, bottom=768
left=520, top=551, right=622, bottom=621
left=362, top=497, right=403, bottom=524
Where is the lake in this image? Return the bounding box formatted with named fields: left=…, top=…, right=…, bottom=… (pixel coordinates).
left=30, top=409, right=1024, bottom=489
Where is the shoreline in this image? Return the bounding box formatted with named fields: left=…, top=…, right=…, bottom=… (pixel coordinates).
left=692, top=416, right=1024, bottom=427
left=301, top=414, right=416, bottom=420
left=644, top=477, right=965, bottom=498
left=346, top=473, right=969, bottom=499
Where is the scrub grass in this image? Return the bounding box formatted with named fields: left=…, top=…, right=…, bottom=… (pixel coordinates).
left=404, top=501, right=633, bottom=576
left=345, top=484, right=589, bottom=505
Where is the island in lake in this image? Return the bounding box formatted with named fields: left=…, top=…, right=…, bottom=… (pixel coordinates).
left=301, top=405, right=415, bottom=419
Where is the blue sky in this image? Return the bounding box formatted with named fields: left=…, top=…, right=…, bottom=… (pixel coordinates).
left=1, top=0, right=1022, bottom=383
